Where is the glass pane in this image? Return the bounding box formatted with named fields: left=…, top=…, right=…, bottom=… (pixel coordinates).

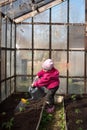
left=70, top=0, right=85, bottom=23
left=11, top=78, right=14, bottom=93
left=34, top=51, right=49, bottom=74
left=57, top=78, right=67, bottom=94
left=52, top=51, right=67, bottom=76
left=7, top=21, right=11, bottom=48
left=34, top=10, right=49, bottom=22
left=1, top=50, right=5, bottom=80
left=16, top=50, right=32, bottom=75
left=1, top=19, right=6, bottom=47
left=7, top=51, right=10, bottom=78
left=16, top=25, right=32, bottom=48
left=69, top=52, right=84, bottom=76
left=16, top=76, right=31, bottom=92
left=11, top=51, right=14, bottom=76
left=69, top=26, right=85, bottom=49
left=23, top=18, right=32, bottom=23
left=12, top=24, right=15, bottom=48
left=52, top=25, right=67, bottom=49
left=68, top=78, right=84, bottom=94
left=34, top=25, right=49, bottom=49
left=52, top=1, right=67, bottom=23
left=7, top=80, right=10, bottom=97
left=1, top=82, right=6, bottom=101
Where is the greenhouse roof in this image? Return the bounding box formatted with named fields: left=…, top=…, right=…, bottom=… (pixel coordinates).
left=0, top=0, right=65, bottom=23
left=0, top=0, right=66, bottom=23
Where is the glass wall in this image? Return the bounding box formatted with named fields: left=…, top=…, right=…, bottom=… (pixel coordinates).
left=0, top=0, right=86, bottom=100
left=16, top=0, right=85, bottom=94
left=0, top=16, right=15, bottom=102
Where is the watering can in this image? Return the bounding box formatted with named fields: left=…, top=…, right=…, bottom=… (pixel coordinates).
left=15, top=87, right=45, bottom=113
left=28, top=87, right=45, bottom=100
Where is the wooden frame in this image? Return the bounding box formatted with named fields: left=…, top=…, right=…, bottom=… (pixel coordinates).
left=0, top=0, right=17, bottom=7
left=13, top=0, right=65, bottom=23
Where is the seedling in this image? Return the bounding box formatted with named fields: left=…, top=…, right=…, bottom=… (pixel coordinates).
left=39, top=111, right=53, bottom=129
left=75, top=108, right=81, bottom=114
left=71, top=94, right=76, bottom=101
left=78, top=127, right=83, bottom=130
left=2, top=112, right=6, bottom=115
left=76, top=119, right=83, bottom=124
left=41, top=111, right=53, bottom=124
left=59, top=108, right=66, bottom=130
left=25, top=100, right=30, bottom=105
left=19, top=107, right=25, bottom=112
left=2, top=117, right=14, bottom=130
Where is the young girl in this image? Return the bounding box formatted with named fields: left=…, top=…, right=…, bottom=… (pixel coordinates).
left=31, top=59, right=60, bottom=113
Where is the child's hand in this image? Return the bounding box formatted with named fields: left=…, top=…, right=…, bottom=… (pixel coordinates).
left=31, top=83, right=34, bottom=87
left=31, top=75, right=39, bottom=87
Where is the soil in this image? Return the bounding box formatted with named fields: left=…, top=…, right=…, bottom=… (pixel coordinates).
left=64, top=94, right=87, bottom=130
left=1, top=93, right=87, bottom=130
left=0, top=92, right=45, bottom=130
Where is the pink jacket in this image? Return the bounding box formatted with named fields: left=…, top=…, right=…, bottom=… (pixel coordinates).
left=33, top=67, right=60, bottom=89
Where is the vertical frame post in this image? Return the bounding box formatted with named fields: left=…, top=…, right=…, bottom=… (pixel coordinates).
left=0, top=13, right=2, bottom=102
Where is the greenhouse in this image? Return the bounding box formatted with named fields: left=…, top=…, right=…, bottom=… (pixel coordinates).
left=0, top=0, right=87, bottom=130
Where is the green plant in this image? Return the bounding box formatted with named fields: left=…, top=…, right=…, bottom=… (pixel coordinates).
left=2, top=117, right=14, bottom=130
left=41, top=111, right=53, bottom=124
left=71, top=94, right=76, bottom=101
left=39, top=103, right=65, bottom=130
left=19, top=107, right=25, bottom=112
left=78, top=127, right=83, bottom=130
left=2, top=112, right=6, bottom=115
left=39, top=111, right=53, bottom=129
left=25, top=100, right=30, bottom=105
left=75, top=108, right=81, bottom=114
left=59, top=112, right=64, bottom=120
left=76, top=119, right=83, bottom=124
left=58, top=108, right=66, bottom=130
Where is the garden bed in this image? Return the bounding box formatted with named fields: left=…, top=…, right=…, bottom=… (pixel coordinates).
left=64, top=94, right=87, bottom=130
left=39, top=101, right=66, bottom=130
left=0, top=93, right=45, bottom=130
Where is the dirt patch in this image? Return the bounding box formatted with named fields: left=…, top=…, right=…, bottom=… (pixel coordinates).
left=0, top=93, right=45, bottom=130
left=64, top=94, right=87, bottom=130
left=2, top=93, right=82, bottom=130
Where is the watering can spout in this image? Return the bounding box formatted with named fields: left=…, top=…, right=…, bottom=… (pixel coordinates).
left=28, top=87, right=45, bottom=100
